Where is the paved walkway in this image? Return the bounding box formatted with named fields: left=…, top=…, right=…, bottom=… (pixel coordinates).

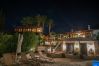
left=52, top=58, right=92, bottom=66
left=53, top=58, right=85, bottom=62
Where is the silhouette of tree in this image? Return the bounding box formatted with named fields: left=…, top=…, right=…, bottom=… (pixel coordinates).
left=0, top=9, right=5, bottom=32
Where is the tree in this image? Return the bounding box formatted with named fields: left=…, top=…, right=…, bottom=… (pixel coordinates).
left=0, top=9, right=5, bottom=32
left=19, top=15, right=49, bottom=52
left=19, top=16, right=42, bottom=53
left=21, top=16, right=34, bottom=25
left=40, top=16, right=47, bottom=33
left=35, top=15, right=42, bottom=27
left=34, top=15, right=47, bottom=32
left=34, top=15, right=48, bottom=46
left=47, top=19, right=54, bottom=35
left=21, top=15, right=47, bottom=32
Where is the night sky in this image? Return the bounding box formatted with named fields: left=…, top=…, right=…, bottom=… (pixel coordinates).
left=0, top=0, right=99, bottom=33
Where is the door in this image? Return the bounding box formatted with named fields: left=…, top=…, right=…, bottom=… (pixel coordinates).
left=66, top=43, right=74, bottom=54
left=80, top=43, right=87, bottom=56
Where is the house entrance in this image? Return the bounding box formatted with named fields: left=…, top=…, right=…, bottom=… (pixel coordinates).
left=80, top=43, right=87, bottom=56
left=66, top=43, right=74, bottom=55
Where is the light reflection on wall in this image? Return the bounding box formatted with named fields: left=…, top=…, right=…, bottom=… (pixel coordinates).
left=74, top=42, right=80, bottom=54
left=62, top=41, right=66, bottom=52
left=87, top=42, right=95, bottom=56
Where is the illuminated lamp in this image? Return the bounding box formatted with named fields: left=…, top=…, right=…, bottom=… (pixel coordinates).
left=37, top=28, right=42, bottom=32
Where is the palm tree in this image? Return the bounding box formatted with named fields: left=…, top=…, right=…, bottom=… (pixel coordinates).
left=40, top=16, right=47, bottom=33
left=35, top=14, right=42, bottom=27
left=47, top=19, right=53, bottom=35
left=35, top=15, right=47, bottom=30
left=21, top=16, right=34, bottom=25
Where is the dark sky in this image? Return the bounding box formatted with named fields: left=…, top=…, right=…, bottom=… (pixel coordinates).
left=0, top=0, right=99, bottom=33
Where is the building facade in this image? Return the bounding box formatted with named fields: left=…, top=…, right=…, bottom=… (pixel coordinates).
left=44, top=29, right=99, bottom=59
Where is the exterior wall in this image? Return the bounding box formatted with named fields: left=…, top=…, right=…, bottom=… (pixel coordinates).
left=62, top=41, right=66, bottom=52
left=43, top=29, right=99, bottom=59
left=74, top=41, right=80, bottom=55
left=62, top=41, right=96, bottom=56
left=92, top=30, right=99, bottom=35
left=86, top=41, right=95, bottom=56
left=44, top=40, right=99, bottom=60
left=94, top=41, right=99, bottom=56
left=92, top=30, right=99, bottom=39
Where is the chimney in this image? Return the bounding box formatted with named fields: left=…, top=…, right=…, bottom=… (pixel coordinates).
left=88, top=25, right=91, bottom=30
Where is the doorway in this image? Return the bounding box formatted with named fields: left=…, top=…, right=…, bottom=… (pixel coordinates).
left=80, top=43, right=87, bottom=58
left=66, top=43, right=74, bottom=55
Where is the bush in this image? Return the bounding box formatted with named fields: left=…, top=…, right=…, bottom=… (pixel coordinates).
left=22, top=32, right=39, bottom=52
left=0, top=33, right=18, bottom=57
